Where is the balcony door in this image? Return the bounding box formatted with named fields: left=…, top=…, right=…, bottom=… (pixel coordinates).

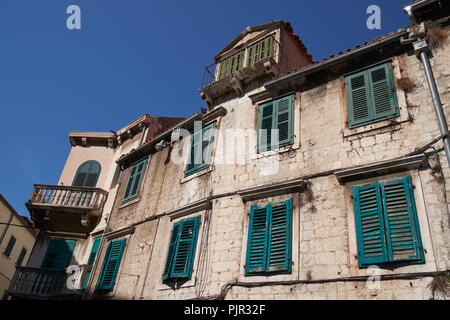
left=41, top=238, right=77, bottom=270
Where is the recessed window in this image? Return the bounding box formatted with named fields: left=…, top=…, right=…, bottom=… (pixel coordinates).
left=163, top=216, right=200, bottom=282
left=245, top=199, right=292, bottom=276
left=247, top=34, right=275, bottom=65
left=257, top=94, right=294, bottom=153
left=352, top=176, right=424, bottom=268
left=16, top=247, right=27, bottom=266
left=3, top=236, right=16, bottom=258
left=122, top=158, right=147, bottom=204
left=72, top=160, right=101, bottom=187
left=345, top=61, right=399, bottom=129
left=185, top=122, right=216, bottom=177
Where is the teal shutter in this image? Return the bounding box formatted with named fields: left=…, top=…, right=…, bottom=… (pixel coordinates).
left=267, top=199, right=292, bottom=273
left=170, top=217, right=201, bottom=279
left=163, top=221, right=180, bottom=281
left=353, top=183, right=388, bottom=267
left=379, top=176, right=424, bottom=263
left=185, top=122, right=215, bottom=176
left=3, top=236, right=16, bottom=257
left=163, top=217, right=201, bottom=281
left=41, top=238, right=77, bottom=270
left=346, top=62, right=399, bottom=129
left=82, top=236, right=102, bottom=289
left=97, top=239, right=126, bottom=291
left=122, top=158, right=147, bottom=203
left=245, top=205, right=269, bottom=274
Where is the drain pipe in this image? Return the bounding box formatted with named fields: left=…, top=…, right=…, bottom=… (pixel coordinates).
left=403, top=0, right=450, bottom=167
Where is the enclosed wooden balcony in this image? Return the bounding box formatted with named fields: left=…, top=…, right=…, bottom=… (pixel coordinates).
left=26, top=184, right=108, bottom=236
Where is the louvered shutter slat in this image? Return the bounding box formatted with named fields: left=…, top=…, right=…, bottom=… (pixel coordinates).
left=379, top=176, right=424, bottom=263
left=370, top=63, right=399, bottom=119
left=245, top=206, right=269, bottom=274
left=353, top=183, right=388, bottom=267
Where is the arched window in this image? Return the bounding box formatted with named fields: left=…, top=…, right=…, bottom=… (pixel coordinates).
left=72, top=160, right=101, bottom=187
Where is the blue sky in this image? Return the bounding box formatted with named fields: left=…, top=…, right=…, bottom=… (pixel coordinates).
left=0, top=0, right=412, bottom=217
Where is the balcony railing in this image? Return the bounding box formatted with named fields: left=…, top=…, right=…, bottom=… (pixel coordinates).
left=27, top=184, right=108, bottom=212
left=6, top=265, right=87, bottom=299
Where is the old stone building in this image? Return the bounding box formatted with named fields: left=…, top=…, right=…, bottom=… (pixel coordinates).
left=6, top=0, right=450, bottom=300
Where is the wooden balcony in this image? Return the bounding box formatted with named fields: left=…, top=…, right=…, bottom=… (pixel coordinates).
left=5, top=265, right=88, bottom=300
left=26, top=184, right=108, bottom=236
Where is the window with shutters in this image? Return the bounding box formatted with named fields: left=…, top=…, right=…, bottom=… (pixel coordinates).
left=163, top=216, right=200, bottom=282
left=345, top=61, right=399, bottom=129
left=41, top=238, right=77, bottom=269
left=96, top=238, right=126, bottom=292
left=217, top=50, right=244, bottom=81
left=16, top=247, right=27, bottom=266
left=185, top=122, right=216, bottom=177
left=247, top=34, right=275, bottom=66
left=3, top=236, right=16, bottom=258
left=245, top=199, right=292, bottom=276
left=122, top=158, right=148, bottom=204
left=257, top=94, right=294, bottom=153
left=353, top=176, right=424, bottom=268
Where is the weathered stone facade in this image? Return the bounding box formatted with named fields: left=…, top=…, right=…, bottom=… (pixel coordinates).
left=84, top=21, right=450, bottom=300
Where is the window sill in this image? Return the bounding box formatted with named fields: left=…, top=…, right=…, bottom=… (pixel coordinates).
left=180, top=166, right=213, bottom=184
left=251, top=143, right=296, bottom=160
left=119, top=196, right=141, bottom=209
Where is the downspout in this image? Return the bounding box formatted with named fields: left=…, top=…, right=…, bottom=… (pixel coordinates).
left=402, top=0, right=450, bottom=168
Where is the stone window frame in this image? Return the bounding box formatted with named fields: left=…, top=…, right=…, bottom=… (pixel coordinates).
left=238, top=193, right=300, bottom=283
left=344, top=170, right=438, bottom=277
left=339, top=57, right=411, bottom=139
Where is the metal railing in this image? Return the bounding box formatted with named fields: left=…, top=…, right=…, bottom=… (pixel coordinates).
left=27, top=184, right=108, bottom=211
left=6, top=266, right=86, bottom=298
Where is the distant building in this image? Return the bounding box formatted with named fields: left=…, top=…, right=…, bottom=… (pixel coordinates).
left=0, top=194, right=37, bottom=298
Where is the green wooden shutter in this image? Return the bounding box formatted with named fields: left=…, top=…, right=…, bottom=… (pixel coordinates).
left=267, top=199, right=292, bottom=273
left=163, top=221, right=180, bottom=281
left=41, top=238, right=77, bottom=270
left=353, top=183, right=389, bottom=267
left=276, top=95, right=294, bottom=147
left=369, top=62, right=399, bottom=120
left=346, top=70, right=372, bottom=128
left=82, top=236, right=102, bottom=289
left=379, top=176, right=424, bottom=263
left=185, top=122, right=215, bottom=176
left=258, top=101, right=274, bottom=152
left=171, top=217, right=201, bottom=279
left=97, top=239, right=126, bottom=291
left=122, top=159, right=147, bottom=203
left=245, top=205, right=269, bottom=274
left=201, top=122, right=215, bottom=168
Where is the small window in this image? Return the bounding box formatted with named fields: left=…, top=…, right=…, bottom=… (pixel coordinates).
left=185, top=122, right=216, bottom=177
left=353, top=176, right=424, bottom=268
left=257, top=94, right=294, bottom=153
left=345, top=61, right=399, bottom=129
left=96, top=239, right=126, bottom=292
left=245, top=199, right=292, bottom=276
left=16, top=247, right=27, bottom=266
left=247, top=34, right=275, bottom=65
left=122, top=158, right=148, bottom=203
left=3, top=236, right=16, bottom=258
left=72, top=160, right=101, bottom=187
left=163, top=216, right=201, bottom=282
